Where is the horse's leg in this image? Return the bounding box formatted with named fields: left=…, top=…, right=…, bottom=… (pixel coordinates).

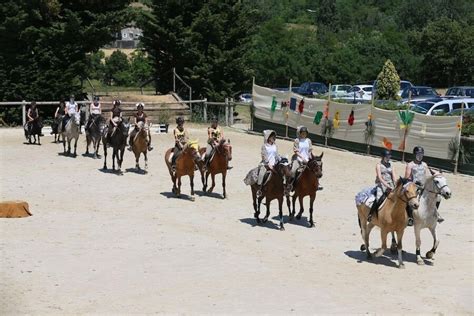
left=262, top=197, right=270, bottom=223
left=201, top=169, right=207, bottom=191
left=144, top=151, right=148, bottom=170
left=222, top=170, right=227, bottom=199
left=255, top=196, right=263, bottom=223
left=118, top=148, right=124, bottom=172
left=37, top=134, right=41, bottom=145
left=208, top=173, right=216, bottom=193
left=390, top=232, right=398, bottom=254
left=296, top=195, right=304, bottom=220
left=308, top=193, right=316, bottom=228
left=290, top=194, right=297, bottom=221
left=177, top=176, right=182, bottom=197
left=252, top=190, right=259, bottom=221
left=396, top=229, right=406, bottom=269
left=359, top=211, right=372, bottom=259
left=103, top=142, right=108, bottom=169
left=135, top=152, right=140, bottom=170
left=112, top=148, right=116, bottom=170
left=67, top=139, right=71, bottom=155
left=426, top=226, right=439, bottom=260
left=374, top=229, right=388, bottom=258
left=278, top=197, right=284, bottom=231
left=190, top=174, right=195, bottom=201
left=415, top=224, right=424, bottom=265
left=73, top=137, right=78, bottom=157
left=86, top=136, right=90, bottom=155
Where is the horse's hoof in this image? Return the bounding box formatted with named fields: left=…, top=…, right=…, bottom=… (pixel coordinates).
left=308, top=222, right=315, bottom=228
left=207, top=189, right=213, bottom=194
left=280, top=226, right=285, bottom=231
left=366, top=253, right=372, bottom=260
left=262, top=218, right=268, bottom=223
left=360, top=244, right=366, bottom=251
left=426, top=251, right=434, bottom=259
left=390, top=245, right=397, bottom=254
left=417, top=258, right=425, bottom=265
left=190, top=196, right=195, bottom=201
left=398, top=263, right=406, bottom=269
left=295, top=215, right=302, bottom=220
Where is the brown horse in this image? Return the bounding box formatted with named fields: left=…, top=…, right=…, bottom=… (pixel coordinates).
left=199, top=139, right=232, bottom=198
left=250, top=158, right=291, bottom=230
left=165, top=141, right=200, bottom=201
left=356, top=178, right=419, bottom=268
left=131, top=122, right=148, bottom=170
left=287, top=153, right=324, bottom=227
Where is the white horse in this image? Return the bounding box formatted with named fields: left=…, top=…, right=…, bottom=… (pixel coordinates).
left=413, top=174, right=452, bottom=265
left=61, top=113, right=80, bottom=156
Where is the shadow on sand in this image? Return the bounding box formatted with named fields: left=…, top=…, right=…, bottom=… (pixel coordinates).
left=125, top=167, right=148, bottom=175
left=239, top=217, right=281, bottom=230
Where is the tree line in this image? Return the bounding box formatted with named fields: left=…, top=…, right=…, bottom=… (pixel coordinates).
left=1, top=0, right=473, bottom=103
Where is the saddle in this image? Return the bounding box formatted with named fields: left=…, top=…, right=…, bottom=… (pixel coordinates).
left=291, top=165, right=307, bottom=191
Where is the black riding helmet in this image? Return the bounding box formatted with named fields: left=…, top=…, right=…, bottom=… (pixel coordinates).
left=93, top=96, right=100, bottom=101
left=113, top=99, right=121, bottom=107
left=413, top=146, right=424, bottom=155
left=381, top=149, right=391, bottom=158
left=299, top=126, right=308, bottom=135
left=176, top=116, right=184, bottom=124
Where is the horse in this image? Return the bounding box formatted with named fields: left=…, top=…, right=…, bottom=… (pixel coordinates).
left=24, top=118, right=43, bottom=145
left=60, top=113, right=80, bottom=156
left=412, top=174, right=452, bottom=264
left=85, top=114, right=106, bottom=159
left=51, top=116, right=61, bottom=143
left=164, top=141, right=200, bottom=201
left=249, top=158, right=291, bottom=230
left=199, top=139, right=232, bottom=198
left=287, top=153, right=324, bottom=227
left=102, top=118, right=130, bottom=173
left=131, top=121, right=149, bottom=170
left=356, top=178, right=419, bottom=268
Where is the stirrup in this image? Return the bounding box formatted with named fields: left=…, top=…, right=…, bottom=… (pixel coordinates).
left=127, top=146, right=132, bottom=151
left=317, top=186, right=324, bottom=191
left=407, top=218, right=414, bottom=226
left=148, top=146, right=153, bottom=151
left=437, top=216, right=444, bottom=224
left=256, top=190, right=262, bottom=198
left=367, top=214, right=372, bottom=223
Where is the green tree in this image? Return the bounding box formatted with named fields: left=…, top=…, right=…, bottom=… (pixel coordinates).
left=130, top=50, right=153, bottom=85
left=375, top=59, right=401, bottom=100
left=86, top=50, right=106, bottom=81
left=104, top=50, right=132, bottom=86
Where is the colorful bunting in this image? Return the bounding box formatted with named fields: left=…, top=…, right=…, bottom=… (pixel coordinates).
left=271, top=95, right=277, bottom=112
left=398, top=109, right=414, bottom=129
left=289, top=97, right=296, bottom=111
left=313, top=111, right=323, bottom=125
left=333, top=111, right=340, bottom=128
left=348, top=108, right=355, bottom=126
left=323, top=102, right=329, bottom=119
left=298, top=98, right=305, bottom=113
left=382, top=137, right=393, bottom=150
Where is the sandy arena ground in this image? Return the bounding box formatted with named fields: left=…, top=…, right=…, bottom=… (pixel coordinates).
left=0, top=126, right=473, bottom=314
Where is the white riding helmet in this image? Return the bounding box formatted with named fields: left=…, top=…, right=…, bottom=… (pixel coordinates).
left=136, top=102, right=145, bottom=109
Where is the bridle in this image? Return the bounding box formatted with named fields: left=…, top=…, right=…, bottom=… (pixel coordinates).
left=398, top=184, right=418, bottom=204
left=425, top=176, right=448, bottom=195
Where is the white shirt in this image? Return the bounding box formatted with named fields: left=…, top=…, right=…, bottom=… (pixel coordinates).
left=90, top=102, right=101, bottom=115
left=297, top=138, right=311, bottom=162
left=264, top=143, right=278, bottom=167
left=66, top=101, right=78, bottom=115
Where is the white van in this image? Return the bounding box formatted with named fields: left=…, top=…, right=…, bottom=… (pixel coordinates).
left=410, top=98, right=474, bottom=115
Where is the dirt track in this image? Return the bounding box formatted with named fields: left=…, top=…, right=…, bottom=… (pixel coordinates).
left=0, top=126, right=473, bottom=314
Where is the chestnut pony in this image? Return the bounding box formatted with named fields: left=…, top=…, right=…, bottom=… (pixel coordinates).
left=199, top=139, right=232, bottom=198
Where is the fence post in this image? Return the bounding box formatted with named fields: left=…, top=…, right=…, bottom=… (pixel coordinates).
left=230, top=98, right=234, bottom=126
left=225, top=98, right=229, bottom=126
left=22, top=100, right=26, bottom=126
left=203, top=98, right=208, bottom=123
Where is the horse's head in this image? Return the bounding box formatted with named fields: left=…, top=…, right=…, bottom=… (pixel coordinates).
left=121, top=118, right=131, bottom=136
left=308, top=152, right=324, bottom=178
left=73, top=113, right=80, bottom=125
left=429, top=174, right=451, bottom=199
left=275, top=157, right=291, bottom=178
left=396, top=178, right=419, bottom=210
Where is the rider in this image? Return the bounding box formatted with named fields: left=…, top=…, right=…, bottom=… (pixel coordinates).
left=404, top=146, right=443, bottom=226
left=127, top=102, right=153, bottom=152
left=85, top=96, right=102, bottom=132
left=26, top=102, right=39, bottom=133
left=52, top=100, right=65, bottom=135
left=289, top=126, right=313, bottom=190
left=171, top=116, right=189, bottom=173
left=62, top=94, right=78, bottom=132
left=203, top=116, right=224, bottom=170
left=368, top=149, right=396, bottom=222
left=256, top=130, right=281, bottom=197
left=106, top=100, right=123, bottom=144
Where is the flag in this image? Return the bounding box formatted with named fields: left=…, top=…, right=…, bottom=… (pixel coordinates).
left=271, top=96, right=277, bottom=112
left=323, top=102, right=329, bottom=119
left=313, top=111, right=323, bottom=125
left=382, top=137, right=393, bottom=150
left=289, top=97, right=296, bottom=111
left=398, top=109, right=414, bottom=129
left=333, top=111, right=340, bottom=128
left=348, top=109, right=355, bottom=126
left=298, top=98, right=305, bottom=113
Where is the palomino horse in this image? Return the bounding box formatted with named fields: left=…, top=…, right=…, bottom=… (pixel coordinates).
left=413, top=174, right=452, bottom=264
left=250, top=158, right=291, bottom=230
left=24, top=119, right=43, bottom=145
left=85, top=115, right=106, bottom=159
left=61, top=113, right=80, bottom=156
left=356, top=178, right=419, bottom=268
left=131, top=121, right=149, bottom=170
left=164, top=141, right=200, bottom=200
left=199, top=139, right=232, bottom=198
left=287, top=153, right=323, bottom=227
left=102, top=118, right=130, bottom=173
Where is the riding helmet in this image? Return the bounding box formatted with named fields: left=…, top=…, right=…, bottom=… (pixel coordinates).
left=299, top=126, right=308, bottom=135
left=381, top=149, right=391, bottom=158
left=413, top=146, right=424, bottom=155
left=176, top=116, right=184, bottom=124
left=210, top=116, right=218, bottom=123
left=136, top=102, right=144, bottom=109
left=113, top=99, right=121, bottom=106
left=93, top=96, right=100, bottom=101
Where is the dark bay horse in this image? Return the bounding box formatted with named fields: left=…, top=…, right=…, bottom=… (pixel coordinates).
left=131, top=122, right=149, bottom=170
left=85, top=114, right=106, bottom=159
left=102, top=118, right=130, bottom=173
left=199, top=139, right=232, bottom=198
left=287, top=153, right=324, bottom=227
left=24, top=119, right=43, bottom=145
left=250, top=158, right=291, bottom=230
left=165, top=141, right=200, bottom=201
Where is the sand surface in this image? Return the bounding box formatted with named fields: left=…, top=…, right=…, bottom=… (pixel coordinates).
left=0, top=126, right=473, bottom=314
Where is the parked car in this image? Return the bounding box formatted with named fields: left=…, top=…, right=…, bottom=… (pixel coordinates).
left=343, top=84, right=373, bottom=101
left=447, top=107, right=474, bottom=116
left=445, top=86, right=474, bottom=98
left=291, top=86, right=300, bottom=93
left=330, top=84, right=352, bottom=98
left=401, top=86, right=439, bottom=104
left=410, top=98, right=473, bottom=116
left=298, top=82, right=328, bottom=96
left=238, top=93, right=252, bottom=103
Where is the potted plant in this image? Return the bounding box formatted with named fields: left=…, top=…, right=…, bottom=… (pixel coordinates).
left=157, top=107, right=171, bottom=133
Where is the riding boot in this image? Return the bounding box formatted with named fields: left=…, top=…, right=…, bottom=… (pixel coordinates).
left=406, top=205, right=414, bottom=226
left=368, top=199, right=379, bottom=223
